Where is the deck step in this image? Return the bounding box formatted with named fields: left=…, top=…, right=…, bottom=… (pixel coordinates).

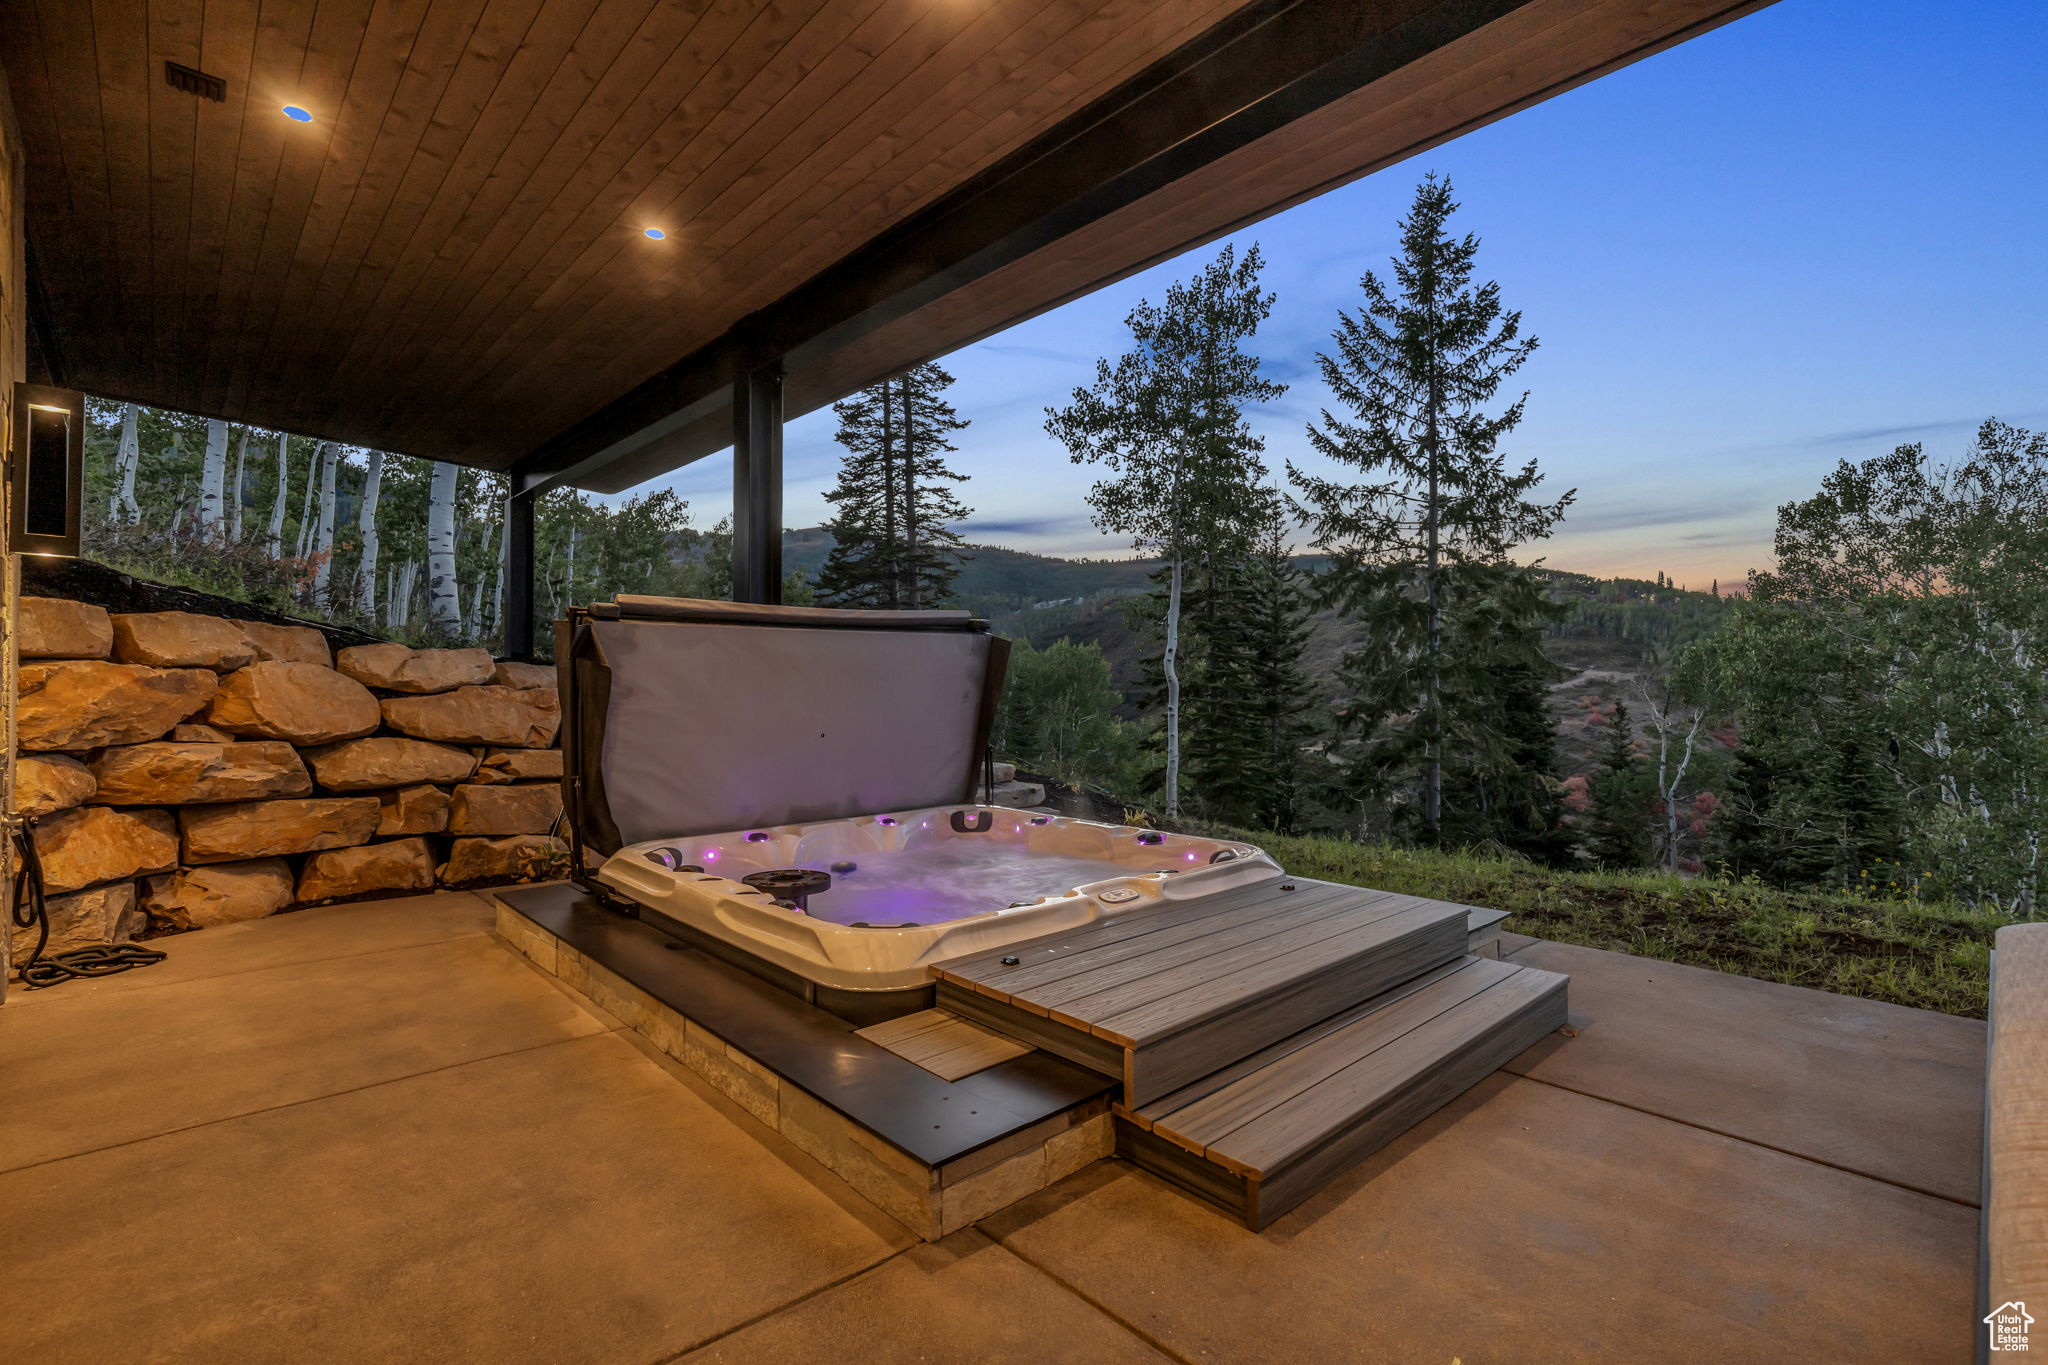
left=934, top=877, right=1472, bottom=1106
left=1117, top=955, right=1569, bottom=1229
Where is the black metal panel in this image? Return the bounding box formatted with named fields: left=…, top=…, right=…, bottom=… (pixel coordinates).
left=730, top=367, right=783, bottom=605
left=495, top=883, right=1113, bottom=1168
left=503, top=485, right=537, bottom=660
left=512, top=0, right=1551, bottom=492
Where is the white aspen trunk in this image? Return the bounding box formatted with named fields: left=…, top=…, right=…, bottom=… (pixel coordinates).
left=228, top=428, right=248, bottom=541
left=355, top=450, right=384, bottom=618
left=1163, top=555, right=1183, bottom=818
left=195, top=419, right=228, bottom=536
left=491, top=517, right=509, bottom=638
left=309, top=443, right=339, bottom=610
left=426, top=462, right=462, bottom=630
left=293, top=441, right=321, bottom=559
left=564, top=518, right=578, bottom=607
left=390, top=560, right=418, bottom=630
left=265, top=432, right=290, bottom=557
left=112, top=404, right=142, bottom=524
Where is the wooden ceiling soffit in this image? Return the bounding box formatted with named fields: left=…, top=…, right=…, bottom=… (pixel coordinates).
left=523, top=0, right=1769, bottom=495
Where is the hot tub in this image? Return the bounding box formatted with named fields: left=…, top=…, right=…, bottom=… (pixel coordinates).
left=596, top=805, right=1281, bottom=992
left=561, top=595, right=1291, bottom=1006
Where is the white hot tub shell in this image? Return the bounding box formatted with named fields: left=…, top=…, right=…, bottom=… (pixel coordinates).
left=562, top=596, right=1291, bottom=1002
left=597, top=805, right=1281, bottom=992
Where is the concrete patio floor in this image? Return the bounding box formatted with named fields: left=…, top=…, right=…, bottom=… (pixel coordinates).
left=0, top=891, right=1983, bottom=1363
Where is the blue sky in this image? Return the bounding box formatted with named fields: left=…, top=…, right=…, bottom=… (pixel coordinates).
left=631, top=0, right=2048, bottom=588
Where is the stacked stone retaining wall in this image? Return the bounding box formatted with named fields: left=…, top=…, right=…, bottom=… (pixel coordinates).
left=11, top=597, right=566, bottom=975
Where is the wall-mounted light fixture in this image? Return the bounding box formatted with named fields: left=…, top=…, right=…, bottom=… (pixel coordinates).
left=643, top=228, right=667, bottom=240
left=10, top=384, right=83, bottom=557
left=282, top=105, right=312, bottom=123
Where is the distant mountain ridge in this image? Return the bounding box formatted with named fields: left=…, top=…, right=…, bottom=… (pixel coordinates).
left=779, top=526, right=1737, bottom=785
left=779, top=526, right=1728, bottom=622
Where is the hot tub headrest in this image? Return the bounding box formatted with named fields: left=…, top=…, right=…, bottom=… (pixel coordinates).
left=565, top=597, right=1008, bottom=853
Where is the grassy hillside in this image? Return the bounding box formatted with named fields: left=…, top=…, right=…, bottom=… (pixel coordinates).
left=1247, top=833, right=1995, bottom=1017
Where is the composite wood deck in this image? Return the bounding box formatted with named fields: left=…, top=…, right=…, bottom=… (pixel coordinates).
left=1122, top=955, right=1569, bottom=1228
left=931, top=876, right=1569, bottom=1227
left=932, top=877, right=1472, bottom=1107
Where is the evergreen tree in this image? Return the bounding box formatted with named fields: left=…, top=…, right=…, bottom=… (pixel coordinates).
left=1186, top=502, right=1316, bottom=831
left=1047, top=242, right=1285, bottom=817
left=1585, top=701, right=1652, bottom=868
left=1289, top=174, right=1574, bottom=844
left=816, top=363, right=973, bottom=608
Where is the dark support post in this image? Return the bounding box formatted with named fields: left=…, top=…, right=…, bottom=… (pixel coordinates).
left=731, top=365, right=784, bottom=604
left=503, top=480, right=537, bottom=660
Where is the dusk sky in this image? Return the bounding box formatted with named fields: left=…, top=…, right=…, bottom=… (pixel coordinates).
left=630, top=0, right=2047, bottom=589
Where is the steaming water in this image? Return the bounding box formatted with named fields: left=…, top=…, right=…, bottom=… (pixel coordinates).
left=791, top=845, right=1165, bottom=926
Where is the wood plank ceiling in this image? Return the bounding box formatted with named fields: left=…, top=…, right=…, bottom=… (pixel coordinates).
left=3, top=0, right=1259, bottom=469
left=2, top=0, right=1767, bottom=485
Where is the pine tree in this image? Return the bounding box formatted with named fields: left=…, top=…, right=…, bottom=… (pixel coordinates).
left=1187, top=503, right=1316, bottom=831
left=1288, top=174, right=1573, bottom=844
left=816, top=363, right=973, bottom=608
left=1585, top=701, right=1652, bottom=868
left=1047, top=242, right=1285, bottom=817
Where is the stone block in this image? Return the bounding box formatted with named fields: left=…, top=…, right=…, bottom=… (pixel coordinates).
left=447, top=782, right=562, bottom=836
left=239, top=620, right=331, bottom=667
left=20, top=597, right=114, bottom=659
left=376, top=783, right=450, bottom=836
left=493, top=901, right=558, bottom=975
left=302, top=736, right=477, bottom=791
left=110, top=611, right=256, bottom=670
left=88, top=741, right=311, bottom=805
left=179, top=796, right=380, bottom=863
left=473, top=747, right=563, bottom=784
left=491, top=660, right=554, bottom=690
left=9, top=881, right=141, bottom=969
left=205, top=660, right=382, bottom=744
left=380, top=685, right=560, bottom=748
left=1043, top=1111, right=1115, bottom=1185
left=296, top=838, right=437, bottom=903
left=439, top=834, right=568, bottom=885
left=558, top=950, right=664, bottom=1038
left=336, top=642, right=495, bottom=694
left=16, top=754, right=96, bottom=817
left=776, top=1085, right=937, bottom=1239
left=941, top=1143, right=1047, bottom=1236
left=35, top=806, right=180, bottom=892
left=170, top=723, right=237, bottom=741
left=141, top=858, right=295, bottom=928
left=18, top=660, right=216, bottom=750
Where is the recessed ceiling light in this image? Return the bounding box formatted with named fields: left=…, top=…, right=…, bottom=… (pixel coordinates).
left=282, top=105, right=312, bottom=122
left=643, top=227, right=666, bottom=240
